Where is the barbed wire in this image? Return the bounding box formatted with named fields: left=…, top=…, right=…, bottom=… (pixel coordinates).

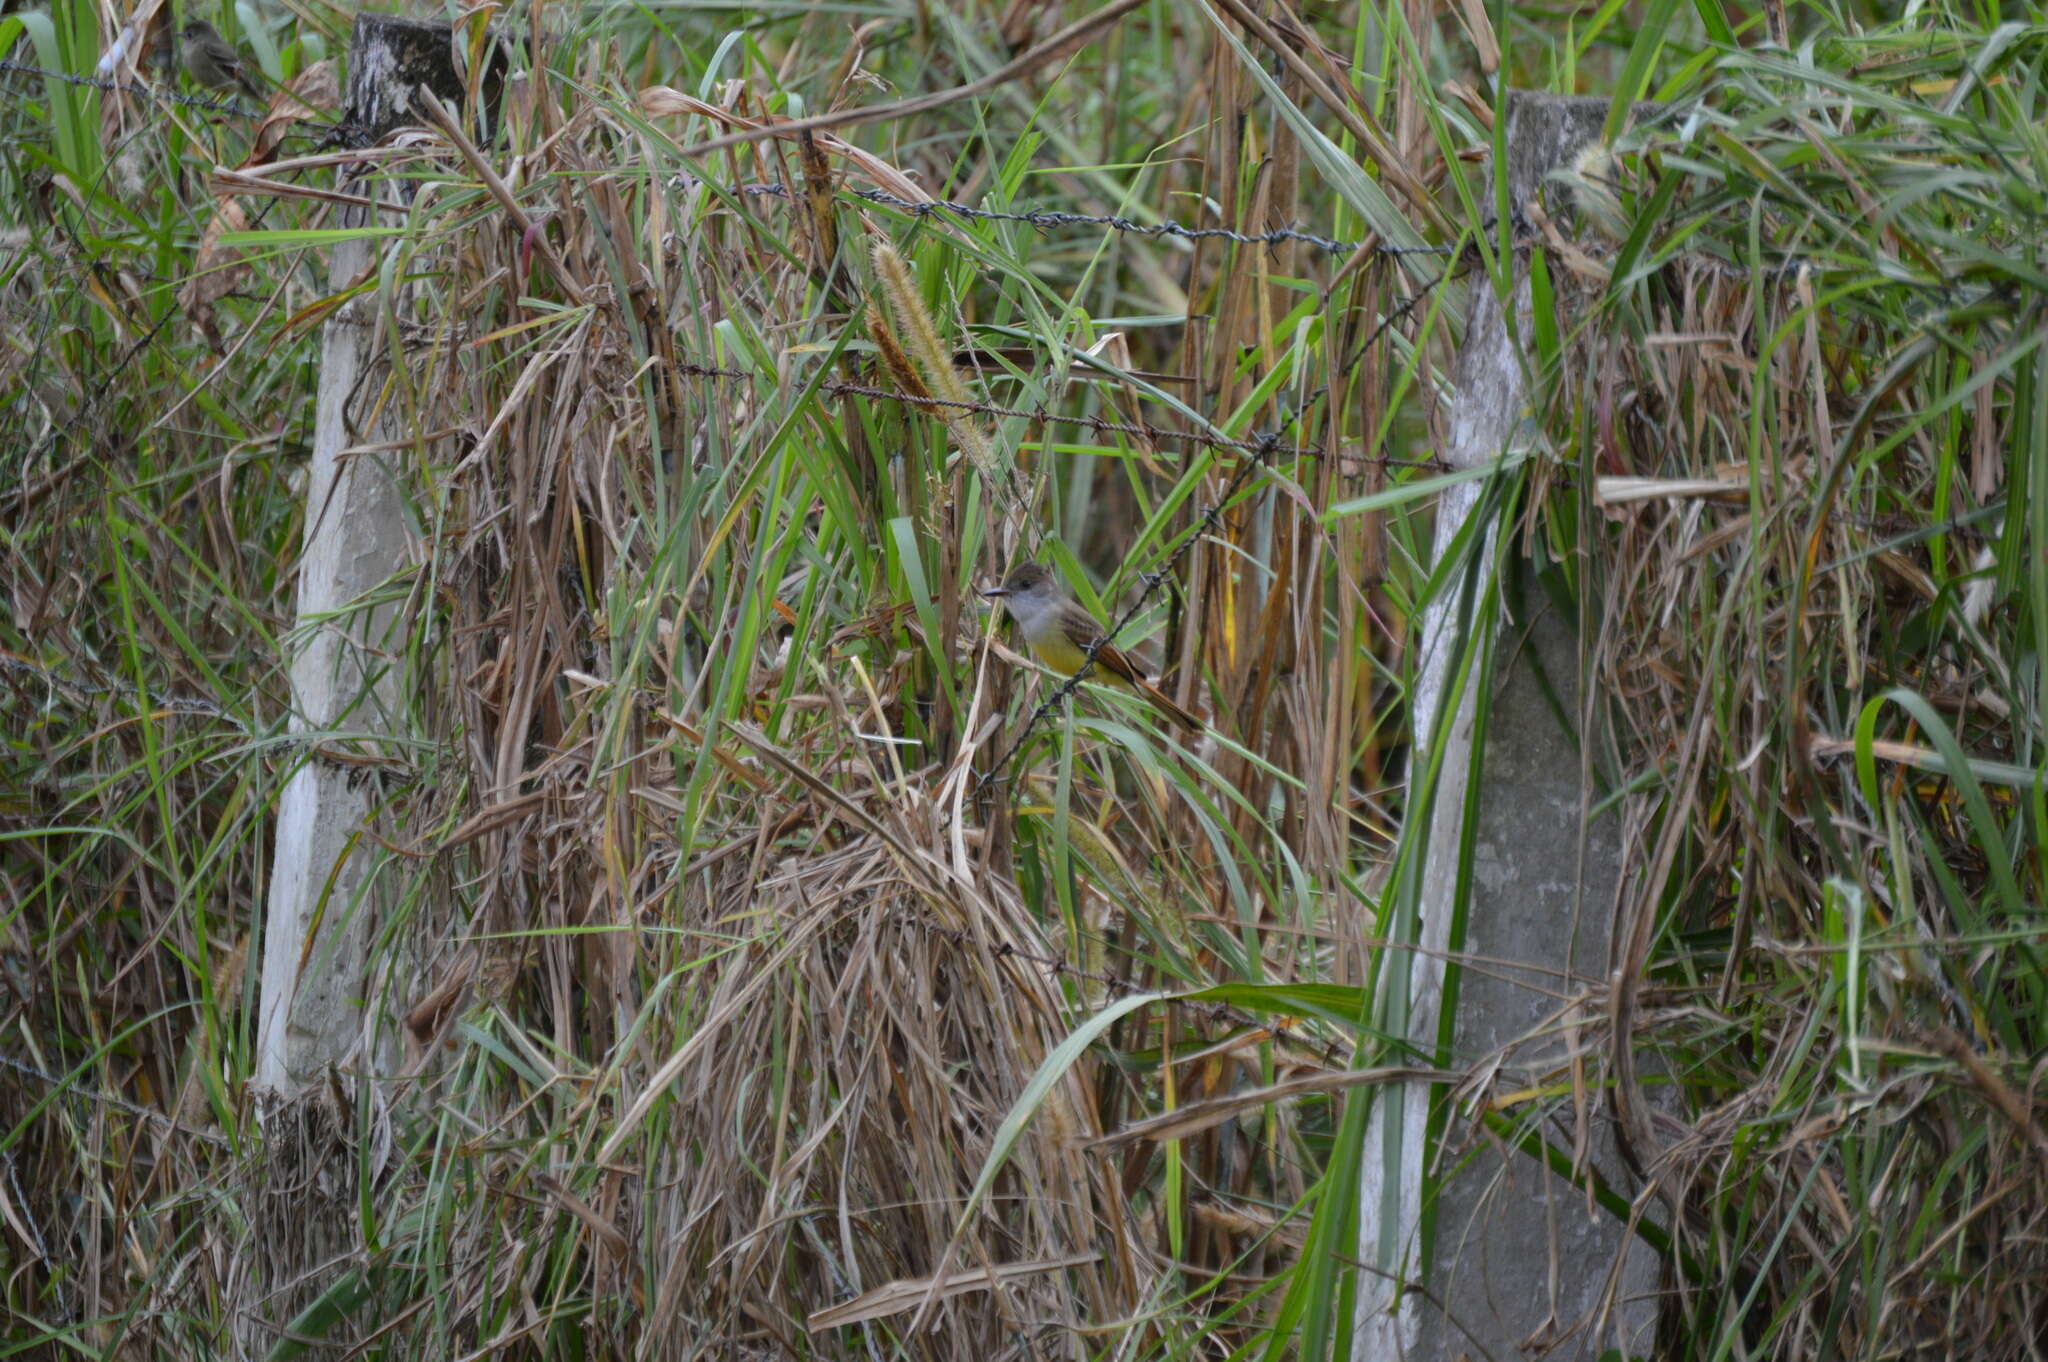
left=671, top=360, right=1448, bottom=471
left=0, top=653, right=413, bottom=777
left=8, top=65, right=1972, bottom=288
left=0, top=1052, right=233, bottom=1149
left=2, top=478, right=1998, bottom=754
left=0, top=652, right=229, bottom=718
left=0, top=56, right=257, bottom=116
left=731, top=181, right=1454, bottom=260
left=727, top=179, right=1985, bottom=289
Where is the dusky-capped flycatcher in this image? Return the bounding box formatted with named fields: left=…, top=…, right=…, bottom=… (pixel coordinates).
left=981, top=563, right=1201, bottom=731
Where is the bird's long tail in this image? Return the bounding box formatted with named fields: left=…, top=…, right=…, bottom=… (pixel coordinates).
left=1137, top=679, right=1202, bottom=731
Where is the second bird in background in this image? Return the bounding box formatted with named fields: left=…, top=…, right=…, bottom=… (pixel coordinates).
left=981, top=563, right=1202, bottom=732
left=180, top=20, right=264, bottom=101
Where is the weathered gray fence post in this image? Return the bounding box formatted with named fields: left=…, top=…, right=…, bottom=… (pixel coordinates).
left=1354, top=93, right=1657, bottom=1361
left=255, top=15, right=460, bottom=1103
left=241, top=15, right=479, bottom=1347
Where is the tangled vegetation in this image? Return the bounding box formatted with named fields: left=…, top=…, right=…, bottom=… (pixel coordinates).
left=2, top=0, right=2042, bottom=1357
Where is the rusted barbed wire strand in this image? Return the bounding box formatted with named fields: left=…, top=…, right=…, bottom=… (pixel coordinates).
left=0, top=1053, right=233, bottom=1148
left=728, top=181, right=1452, bottom=259
left=0, top=917, right=1331, bottom=1154
left=0, top=653, right=412, bottom=777
left=723, top=181, right=1967, bottom=284
left=2, top=66, right=1968, bottom=286
left=1, top=652, right=232, bottom=718
left=5, top=484, right=1994, bottom=737
left=739, top=182, right=1978, bottom=287
left=671, top=360, right=1448, bottom=470
left=0, top=55, right=261, bottom=116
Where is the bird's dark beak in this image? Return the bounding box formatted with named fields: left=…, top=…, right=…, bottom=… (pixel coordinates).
left=980, top=585, right=1008, bottom=598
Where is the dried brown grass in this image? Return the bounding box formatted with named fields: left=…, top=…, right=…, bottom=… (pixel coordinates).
left=1550, top=112, right=2048, bottom=1354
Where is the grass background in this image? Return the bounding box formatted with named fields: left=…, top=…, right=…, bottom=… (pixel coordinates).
left=2, top=0, right=2044, bottom=1356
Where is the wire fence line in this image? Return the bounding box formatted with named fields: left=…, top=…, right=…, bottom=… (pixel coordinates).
left=732, top=180, right=1907, bottom=284
left=673, top=361, right=1449, bottom=472
left=731, top=181, right=1452, bottom=260
left=0, top=652, right=232, bottom=718
left=0, top=653, right=415, bottom=779
left=0, top=55, right=257, bottom=116
left=10, top=55, right=1969, bottom=290
left=2, top=55, right=1424, bottom=260
left=0, top=914, right=1323, bottom=1171
left=0, top=1053, right=233, bottom=1150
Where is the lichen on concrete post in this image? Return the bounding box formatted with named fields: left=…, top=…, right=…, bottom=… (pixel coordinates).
left=1355, top=92, right=1659, bottom=1361
left=256, top=13, right=474, bottom=1107
left=240, top=15, right=489, bottom=1350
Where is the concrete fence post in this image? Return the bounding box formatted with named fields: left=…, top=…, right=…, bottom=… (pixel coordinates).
left=254, top=14, right=466, bottom=1105
left=1354, top=92, right=1659, bottom=1361
left=239, top=16, right=483, bottom=1349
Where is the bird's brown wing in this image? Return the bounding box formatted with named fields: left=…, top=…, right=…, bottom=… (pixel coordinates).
left=1087, top=638, right=1152, bottom=688
left=1090, top=637, right=1201, bottom=730
left=1062, top=605, right=1200, bottom=730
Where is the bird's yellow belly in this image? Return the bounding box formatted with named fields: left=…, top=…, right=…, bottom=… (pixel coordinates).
left=1027, top=635, right=1097, bottom=677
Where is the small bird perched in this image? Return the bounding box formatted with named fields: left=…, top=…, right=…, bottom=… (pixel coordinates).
left=981, top=563, right=1202, bottom=731
left=180, top=20, right=264, bottom=102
